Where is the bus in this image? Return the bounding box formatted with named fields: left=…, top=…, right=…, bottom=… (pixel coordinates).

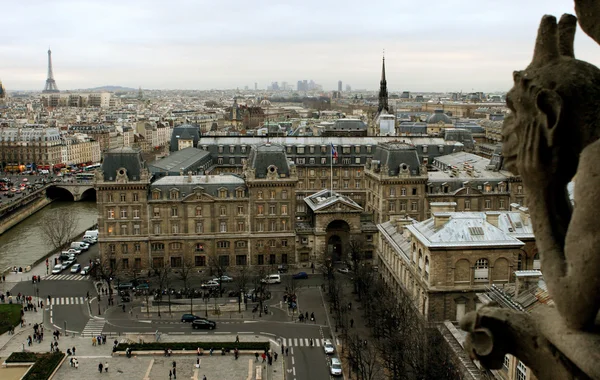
left=75, top=173, right=95, bottom=182
left=84, top=164, right=101, bottom=172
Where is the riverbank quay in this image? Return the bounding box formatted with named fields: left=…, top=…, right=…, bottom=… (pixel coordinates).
left=0, top=190, right=52, bottom=235
left=0, top=223, right=98, bottom=285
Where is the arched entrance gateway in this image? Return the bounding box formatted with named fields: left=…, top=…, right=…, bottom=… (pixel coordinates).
left=326, top=220, right=350, bottom=262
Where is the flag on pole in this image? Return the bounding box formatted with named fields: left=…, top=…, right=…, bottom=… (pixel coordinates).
left=331, top=143, right=338, bottom=159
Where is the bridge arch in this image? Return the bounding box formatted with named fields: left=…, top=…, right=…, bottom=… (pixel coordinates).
left=45, top=186, right=75, bottom=201
left=46, top=184, right=96, bottom=201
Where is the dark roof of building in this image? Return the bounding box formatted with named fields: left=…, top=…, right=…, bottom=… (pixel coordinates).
left=427, top=109, right=453, bottom=124
left=371, top=142, right=422, bottom=176
left=148, top=147, right=211, bottom=174
left=327, top=119, right=367, bottom=131
left=170, top=124, right=200, bottom=152
left=101, top=147, right=145, bottom=181
left=398, top=123, right=427, bottom=134
left=247, top=143, right=291, bottom=178
left=150, top=174, right=245, bottom=198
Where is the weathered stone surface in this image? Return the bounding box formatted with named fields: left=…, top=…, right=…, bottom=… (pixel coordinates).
left=461, top=3, right=600, bottom=378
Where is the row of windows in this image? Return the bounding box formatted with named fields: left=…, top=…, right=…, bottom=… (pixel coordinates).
left=105, top=193, right=140, bottom=203
left=106, top=207, right=142, bottom=219
left=149, top=239, right=289, bottom=252
left=256, top=204, right=288, bottom=215
left=389, top=187, right=418, bottom=197
left=388, top=201, right=419, bottom=212
left=255, top=190, right=288, bottom=200
left=298, top=180, right=361, bottom=190
left=151, top=205, right=248, bottom=218
left=151, top=188, right=246, bottom=200
left=286, top=145, right=372, bottom=155
left=297, top=168, right=362, bottom=178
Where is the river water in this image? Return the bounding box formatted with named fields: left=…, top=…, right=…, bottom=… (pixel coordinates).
left=0, top=201, right=98, bottom=271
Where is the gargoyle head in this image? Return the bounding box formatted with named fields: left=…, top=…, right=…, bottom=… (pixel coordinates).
left=502, top=14, right=600, bottom=184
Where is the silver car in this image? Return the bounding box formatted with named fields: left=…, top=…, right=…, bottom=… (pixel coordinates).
left=330, top=357, right=343, bottom=376
left=323, top=339, right=335, bottom=354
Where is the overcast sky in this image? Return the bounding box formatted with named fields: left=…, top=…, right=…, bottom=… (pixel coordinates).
left=3, top=0, right=599, bottom=92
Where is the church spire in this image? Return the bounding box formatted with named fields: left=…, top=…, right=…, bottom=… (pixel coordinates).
left=378, top=54, right=389, bottom=114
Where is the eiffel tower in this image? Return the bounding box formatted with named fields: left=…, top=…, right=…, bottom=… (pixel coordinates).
left=42, top=48, right=59, bottom=93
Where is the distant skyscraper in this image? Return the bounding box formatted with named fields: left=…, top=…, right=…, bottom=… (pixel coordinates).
left=43, top=48, right=60, bottom=93
left=254, top=82, right=257, bottom=91
left=377, top=55, right=389, bottom=114
left=303, top=80, right=308, bottom=91
left=338, top=80, right=342, bottom=92
left=138, top=86, right=143, bottom=100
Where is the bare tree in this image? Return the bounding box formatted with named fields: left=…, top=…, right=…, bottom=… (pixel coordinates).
left=155, top=264, right=172, bottom=317
left=175, top=258, right=196, bottom=314
left=232, top=265, right=251, bottom=312
left=207, top=252, right=228, bottom=297
left=250, top=267, right=269, bottom=317
left=95, top=253, right=119, bottom=299
left=39, top=208, right=79, bottom=251
left=345, top=333, right=383, bottom=380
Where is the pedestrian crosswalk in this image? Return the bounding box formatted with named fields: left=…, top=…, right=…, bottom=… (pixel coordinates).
left=280, top=338, right=340, bottom=348
left=48, top=297, right=87, bottom=306
left=81, top=319, right=105, bottom=336
left=44, top=274, right=90, bottom=281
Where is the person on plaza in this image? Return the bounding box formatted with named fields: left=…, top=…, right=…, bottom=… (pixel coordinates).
left=305, top=311, right=308, bottom=321
left=310, top=338, right=313, bottom=347
left=281, top=344, right=284, bottom=354
left=274, top=352, right=278, bottom=361
left=285, top=347, right=289, bottom=356
left=50, top=342, right=54, bottom=352
left=234, top=348, right=239, bottom=360
left=92, top=336, right=97, bottom=346
left=172, top=367, right=177, bottom=379
left=197, top=347, right=201, bottom=356
left=74, top=358, right=79, bottom=369
left=235, top=335, right=239, bottom=343
left=104, top=361, right=109, bottom=372
left=203, top=376, right=207, bottom=380
left=169, top=370, right=172, bottom=380
left=67, top=348, right=72, bottom=355
left=255, top=352, right=259, bottom=362
left=310, top=312, right=315, bottom=323
left=98, top=363, right=103, bottom=373
left=261, top=352, right=266, bottom=363
left=72, top=346, right=76, bottom=355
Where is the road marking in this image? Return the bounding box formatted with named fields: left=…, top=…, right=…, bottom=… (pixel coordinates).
left=192, top=332, right=207, bottom=335
left=244, top=321, right=258, bottom=324
left=246, top=359, right=252, bottom=380
left=315, top=339, right=321, bottom=347
left=143, top=358, right=154, bottom=380
left=138, top=320, right=152, bottom=324
left=214, top=332, right=228, bottom=334
left=294, top=338, right=298, bottom=346
left=292, top=357, right=295, bottom=365
left=260, top=332, right=276, bottom=337
left=238, top=332, right=254, bottom=334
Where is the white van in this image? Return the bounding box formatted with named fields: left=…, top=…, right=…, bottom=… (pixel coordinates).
left=83, top=230, right=98, bottom=239
left=261, top=274, right=281, bottom=284
left=71, top=242, right=89, bottom=251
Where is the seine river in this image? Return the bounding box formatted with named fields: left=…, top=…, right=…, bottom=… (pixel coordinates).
left=0, top=201, right=98, bottom=271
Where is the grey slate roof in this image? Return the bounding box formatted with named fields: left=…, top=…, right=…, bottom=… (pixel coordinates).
left=327, top=119, right=367, bottom=131
left=371, top=142, right=422, bottom=176
left=150, top=174, right=246, bottom=198
left=247, top=143, right=291, bottom=178
left=304, top=189, right=363, bottom=212
left=101, top=147, right=145, bottom=181
left=407, top=212, right=525, bottom=248
left=148, top=147, right=211, bottom=176
left=427, top=109, right=453, bottom=124
left=170, top=124, right=200, bottom=152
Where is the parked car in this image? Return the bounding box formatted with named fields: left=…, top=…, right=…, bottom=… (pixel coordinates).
left=277, top=264, right=288, bottom=273
left=192, top=319, right=216, bottom=330
left=116, top=283, right=134, bottom=291
left=64, top=248, right=81, bottom=255
left=201, top=280, right=220, bottom=289
left=70, top=264, right=81, bottom=274
left=292, top=272, right=308, bottom=280
left=135, top=283, right=149, bottom=291
left=330, top=357, right=343, bottom=376
left=261, top=274, right=281, bottom=284
left=212, top=275, right=233, bottom=283
left=80, top=266, right=91, bottom=275
left=323, top=339, right=335, bottom=354
left=181, top=314, right=205, bottom=323
left=52, top=264, right=63, bottom=274
left=337, top=268, right=350, bottom=274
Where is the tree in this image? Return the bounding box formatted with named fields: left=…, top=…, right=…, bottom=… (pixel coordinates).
left=175, top=258, right=196, bottom=314
left=208, top=253, right=228, bottom=297
left=39, top=208, right=79, bottom=251
left=345, top=333, right=383, bottom=380
left=250, top=267, right=269, bottom=317
left=155, top=265, right=172, bottom=317
left=232, top=266, right=251, bottom=312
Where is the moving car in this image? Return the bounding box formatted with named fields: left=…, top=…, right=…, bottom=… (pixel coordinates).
left=201, top=280, right=220, bottom=289
left=64, top=248, right=81, bottom=255
left=292, top=272, right=308, bottom=280
left=330, top=357, right=343, bottom=376
left=70, top=264, right=81, bottom=274
left=52, top=264, right=63, bottom=274
left=323, top=339, right=335, bottom=354
left=135, top=283, right=149, bottom=291
left=192, top=319, right=216, bottom=330
left=212, top=275, right=233, bottom=283
left=181, top=314, right=204, bottom=323
left=261, top=274, right=281, bottom=284
left=337, top=268, right=350, bottom=274
left=80, top=266, right=91, bottom=275
left=116, top=283, right=134, bottom=291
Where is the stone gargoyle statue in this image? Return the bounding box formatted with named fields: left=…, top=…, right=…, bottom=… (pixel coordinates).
left=460, top=1, right=600, bottom=378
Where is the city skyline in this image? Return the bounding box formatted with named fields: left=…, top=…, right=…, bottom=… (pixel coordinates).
left=2, top=0, right=599, bottom=92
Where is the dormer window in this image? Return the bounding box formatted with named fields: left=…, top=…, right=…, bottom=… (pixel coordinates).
left=152, top=190, right=161, bottom=200
left=219, top=189, right=228, bottom=198
left=236, top=188, right=244, bottom=198
left=170, top=189, right=179, bottom=199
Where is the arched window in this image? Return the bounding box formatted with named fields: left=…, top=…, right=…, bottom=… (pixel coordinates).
left=418, top=250, right=423, bottom=271
left=517, top=253, right=523, bottom=270
left=425, top=257, right=430, bottom=279
left=474, top=258, right=489, bottom=281
left=533, top=251, right=541, bottom=270
left=219, top=189, right=228, bottom=198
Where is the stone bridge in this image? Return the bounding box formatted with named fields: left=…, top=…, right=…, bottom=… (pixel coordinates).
left=47, top=182, right=96, bottom=201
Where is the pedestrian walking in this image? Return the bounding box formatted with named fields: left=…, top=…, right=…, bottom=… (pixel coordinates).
left=285, top=347, right=289, bottom=356
left=203, top=376, right=207, bottom=380
left=305, top=311, right=308, bottom=321
left=235, top=335, right=239, bottom=343
left=281, top=345, right=284, bottom=354
left=92, top=337, right=97, bottom=346
left=74, top=358, right=79, bottom=369
left=98, top=363, right=103, bottom=373
left=261, top=353, right=266, bottom=363
left=72, top=346, right=76, bottom=355
left=169, top=370, right=172, bottom=380
left=274, top=352, right=278, bottom=361
left=350, top=318, right=354, bottom=328
left=104, top=362, right=109, bottom=372
left=50, top=342, right=54, bottom=352
left=173, top=367, right=177, bottom=379
left=255, top=352, right=259, bottom=362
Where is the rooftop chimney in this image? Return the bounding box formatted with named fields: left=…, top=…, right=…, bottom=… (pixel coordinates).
left=433, top=212, right=451, bottom=228
left=485, top=211, right=500, bottom=227
left=430, top=202, right=457, bottom=214
left=187, top=171, right=192, bottom=183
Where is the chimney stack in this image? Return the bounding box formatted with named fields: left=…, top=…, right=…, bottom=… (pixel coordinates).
left=485, top=211, right=500, bottom=227
left=187, top=171, right=193, bottom=183
left=433, top=212, right=451, bottom=228
left=430, top=202, right=457, bottom=214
